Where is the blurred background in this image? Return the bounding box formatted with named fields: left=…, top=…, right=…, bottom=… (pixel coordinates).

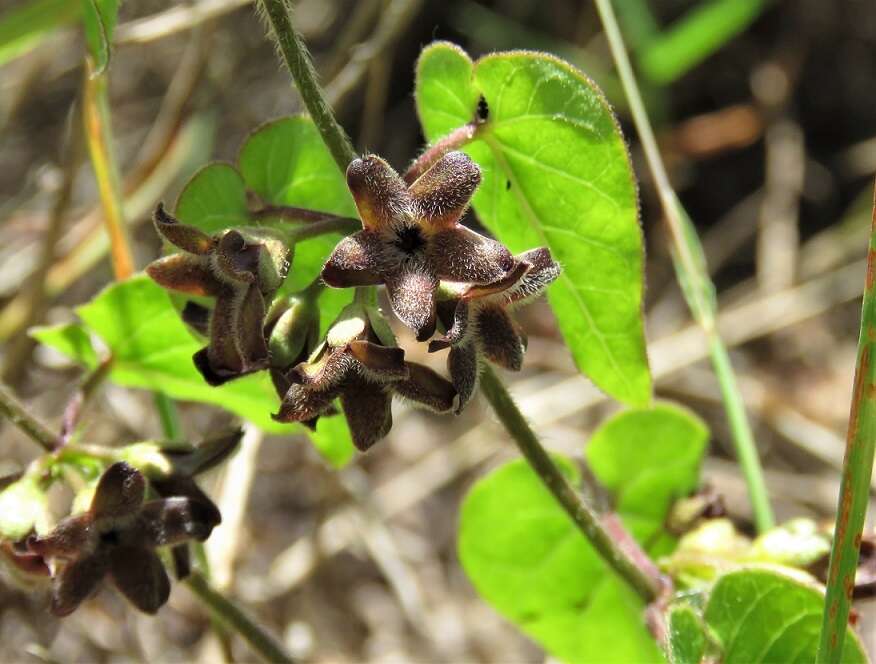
left=1, top=0, right=876, bottom=661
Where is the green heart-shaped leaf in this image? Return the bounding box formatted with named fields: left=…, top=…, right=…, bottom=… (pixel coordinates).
left=416, top=43, right=651, bottom=406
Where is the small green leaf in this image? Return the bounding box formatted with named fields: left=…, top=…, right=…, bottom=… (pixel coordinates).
left=173, top=162, right=251, bottom=234
left=704, top=566, right=868, bottom=664
left=0, top=476, right=50, bottom=541
left=0, top=0, right=80, bottom=67
left=667, top=604, right=707, bottom=664
left=416, top=43, right=651, bottom=406
left=82, top=0, right=119, bottom=75
left=239, top=116, right=357, bottom=291
left=585, top=403, right=708, bottom=543
left=458, top=457, right=663, bottom=663
left=30, top=321, right=98, bottom=369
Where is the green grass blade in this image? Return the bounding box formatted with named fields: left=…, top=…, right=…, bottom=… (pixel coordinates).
left=817, top=179, right=876, bottom=663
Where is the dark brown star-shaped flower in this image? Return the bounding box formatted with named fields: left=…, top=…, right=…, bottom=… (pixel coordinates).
left=27, top=462, right=220, bottom=616
left=146, top=204, right=290, bottom=386
left=321, top=152, right=519, bottom=341
left=430, top=247, right=561, bottom=411
left=273, top=304, right=457, bottom=450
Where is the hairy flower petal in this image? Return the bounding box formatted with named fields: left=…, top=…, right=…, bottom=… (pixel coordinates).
left=394, top=362, right=457, bottom=413
left=427, top=226, right=515, bottom=284
left=135, top=497, right=219, bottom=547
left=385, top=267, right=438, bottom=341
left=91, top=462, right=145, bottom=520
left=109, top=547, right=170, bottom=615
left=346, top=341, right=408, bottom=380
left=477, top=306, right=525, bottom=371
left=236, top=284, right=270, bottom=369
left=27, top=514, right=93, bottom=559
left=340, top=380, right=393, bottom=451
left=346, top=155, right=413, bottom=231
left=447, top=344, right=480, bottom=414
left=507, top=247, right=562, bottom=303
left=274, top=382, right=343, bottom=423
left=146, top=254, right=224, bottom=297
left=153, top=203, right=213, bottom=254
left=51, top=553, right=109, bottom=617
left=410, top=151, right=481, bottom=228
left=321, top=231, right=387, bottom=287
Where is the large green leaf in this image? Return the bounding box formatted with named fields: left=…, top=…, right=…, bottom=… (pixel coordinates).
left=458, top=457, right=663, bottom=663
left=458, top=403, right=709, bottom=662
left=586, top=403, right=708, bottom=545
left=704, top=567, right=868, bottom=663
left=415, top=43, right=651, bottom=406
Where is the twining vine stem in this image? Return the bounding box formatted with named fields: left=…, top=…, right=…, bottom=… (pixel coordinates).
left=257, top=0, right=356, bottom=171
left=256, top=0, right=662, bottom=605
left=592, top=0, right=775, bottom=532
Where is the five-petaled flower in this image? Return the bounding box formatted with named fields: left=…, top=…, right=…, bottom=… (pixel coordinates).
left=321, top=152, right=519, bottom=341
left=146, top=203, right=290, bottom=386
left=273, top=303, right=457, bottom=450
left=27, top=462, right=220, bottom=616
left=429, top=248, right=561, bottom=411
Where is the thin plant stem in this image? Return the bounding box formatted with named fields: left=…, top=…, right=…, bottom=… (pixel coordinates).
left=816, top=178, right=876, bottom=664
left=154, top=392, right=182, bottom=441
left=83, top=59, right=135, bottom=279
left=256, top=0, right=356, bottom=172
left=186, top=572, right=295, bottom=664
left=479, top=365, right=661, bottom=602
left=0, top=383, right=58, bottom=451
left=289, top=216, right=360, bottom=242
left=259, top=5, right=662, bottom=604
left=592, top=0, right=775, bottom=532
left=402, top=120, right=482, bottom=184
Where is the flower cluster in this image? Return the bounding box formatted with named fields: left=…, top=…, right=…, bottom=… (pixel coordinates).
left=27, top=460, right=222, bottom=616
left=146, top=148, right=559, bottom=450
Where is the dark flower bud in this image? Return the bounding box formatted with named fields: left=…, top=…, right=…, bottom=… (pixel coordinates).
left=146, top=204, right=292, bottom=386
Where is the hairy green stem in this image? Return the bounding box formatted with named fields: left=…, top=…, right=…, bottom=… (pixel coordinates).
left=480, top=366, right=660, bottom=602
left=593, top=0, right=774, bottom=532
left=154, top=392, right=182, bottom=440
left=256, top=0, right=356, bottom=171
left=0, top=383, right=58, bottom=451
left=186, top=573, right=294, bottom=664
left=817, top=180, right=876, bottom=663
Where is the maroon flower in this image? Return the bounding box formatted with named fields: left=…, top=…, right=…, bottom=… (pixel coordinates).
left=321, top=152, right=519, bottom=341
left=146, top=203, right=290, bottom=386
left=27, top=462, right=219, bottom=616
left=430, top=248, right=561, bottom=411
left=273, top=304, right=457, bottom=450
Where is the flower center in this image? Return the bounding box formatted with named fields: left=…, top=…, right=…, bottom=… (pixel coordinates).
left=392, top=226, right=425, bottom=255
left=100, top=529, right=121, bottom=546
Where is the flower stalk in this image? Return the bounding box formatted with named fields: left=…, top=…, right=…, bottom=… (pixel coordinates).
left=257, top=0, right=356, bottom=171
